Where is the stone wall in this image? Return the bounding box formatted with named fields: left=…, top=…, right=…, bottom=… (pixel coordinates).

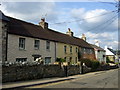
left=2, top=65, right=80, bottom=83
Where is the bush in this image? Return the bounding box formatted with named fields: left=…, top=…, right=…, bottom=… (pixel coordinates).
left=81, top=58, right=100, bottom=70
left=81, top=58, right=92, bottom=67
left=91, top=60, right=100, bottom=70
left=106, top=57, right=110, bottom=63
left=56, top=58, right=65, bottom=63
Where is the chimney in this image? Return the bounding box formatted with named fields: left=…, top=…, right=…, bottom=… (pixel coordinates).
left=39, top=18, right=48, bottom=29
left=95, top=41, right=100, bottom=47
left=81, top=34, right=86, bottom=41
left=66, top=28, right=74, bottom=36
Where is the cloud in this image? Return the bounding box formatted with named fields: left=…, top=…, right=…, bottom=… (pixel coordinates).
left=70, top=8, right=118, bottom=33
left=82, top=32, right=118, bottom=49
left=1, top=2, right=58, bottom=23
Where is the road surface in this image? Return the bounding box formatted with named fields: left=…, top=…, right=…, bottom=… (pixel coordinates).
left=25, top=69, right=119, bottom=89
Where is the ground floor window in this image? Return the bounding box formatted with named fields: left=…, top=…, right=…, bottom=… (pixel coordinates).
left=16, top=58, right=27, bottom=62
left=45, top=57, right=51, bottom=64
left=75, top=57, right=77, bottom=63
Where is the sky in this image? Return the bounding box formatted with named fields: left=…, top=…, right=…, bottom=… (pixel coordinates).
left=1, top=0, right=119, bottom=50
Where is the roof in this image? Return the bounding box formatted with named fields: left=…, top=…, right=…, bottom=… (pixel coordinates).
left=6, top=15, right=93, bottom=49
left=107, top=48, right=116, bottom=54
left=90, top=44, right=105, bottom=51
left=0, top=11, right=9, bottom=21
left=108, top=48, right=120, bottom=55
left=114, top=51, right=120, bottom=55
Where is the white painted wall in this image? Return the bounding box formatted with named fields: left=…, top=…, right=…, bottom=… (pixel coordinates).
left=7, top=34, right=56, bottom=64
left=104, top=46, right=114, bottom=55
left=95, top=50, right=106, bottom=63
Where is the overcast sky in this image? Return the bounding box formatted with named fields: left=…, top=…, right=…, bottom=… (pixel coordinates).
left=1, top=0, right=119, bottom=50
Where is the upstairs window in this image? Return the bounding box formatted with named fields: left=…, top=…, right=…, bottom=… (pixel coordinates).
left=46, top=41, right=50, bottom=50
left=34, top=40, right=40, bottom=50
left=19, top=38, right=25, bottom=50
left=64, top=46, right=67, bottom=53
left=70, top=46, right=72, bottom=53
left=76, top=47, right=78, bottom=53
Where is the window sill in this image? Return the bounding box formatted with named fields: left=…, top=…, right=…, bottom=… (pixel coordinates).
left=46, top=49, right=50, bottom=52
left=19, top=49, right=26, bottom=51
left=34, top=49, right=39, bottom=50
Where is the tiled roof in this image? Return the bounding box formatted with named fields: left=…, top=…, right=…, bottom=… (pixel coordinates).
left=7, top=16, right=93, bottom=49
left=90, top=44, right=105, bottom=51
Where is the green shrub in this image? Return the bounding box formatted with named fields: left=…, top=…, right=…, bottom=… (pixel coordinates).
left=91, top=60, right=100, bottom=70
left=56, top=58, right=65, bottom=63
left=81, top=58, right=100, bottom=69
left=106, top=57, right=110, bottom=63
left=81, top=58, right=92, bottom=67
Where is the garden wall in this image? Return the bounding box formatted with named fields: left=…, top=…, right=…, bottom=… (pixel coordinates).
left=2, top=65, right=80, bottom=83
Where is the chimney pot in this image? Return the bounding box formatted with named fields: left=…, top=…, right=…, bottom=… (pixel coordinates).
left=66, top=28, right=74, bottom=36
left=39, top=18, right=48, bottom=29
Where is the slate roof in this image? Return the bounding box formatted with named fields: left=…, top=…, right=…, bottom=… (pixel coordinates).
left=5, top=15, right=93, bottom=49
left=108, top=48, right=120, bottom=55
left=0, top=11, right=9, bottom=21
left=90, top=44, right=105, bottom=51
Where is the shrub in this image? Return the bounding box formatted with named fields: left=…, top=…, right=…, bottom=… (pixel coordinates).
left=81, top=58, right=92, bottom=67
left=56, top=58, right=65, bottom=63
left=106, top=57, right=110, bottom=63
left=81, top=58, right=100, bottom=70
left=91, top=60, right=100, bottom=70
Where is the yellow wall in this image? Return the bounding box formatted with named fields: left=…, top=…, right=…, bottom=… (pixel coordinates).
left=56, top=42, right=78, bottom=64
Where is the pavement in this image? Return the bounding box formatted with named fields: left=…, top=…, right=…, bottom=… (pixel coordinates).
left=2, top=69, right=118, bottom=89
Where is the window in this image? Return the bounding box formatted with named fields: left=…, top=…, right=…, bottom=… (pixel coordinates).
left=34, top=57, right=40, bottom=61
left=64, top=46, right=67, bottom=53
left=84, top=48, right=86, bottom=54
left=34, top=40, right=40, bottom=50
left=75, top=57, right=77, bottom=63
left=64, top=57, right=66, bottom=61
left=70, top=57, right=72, bottom=63
left=46, top=41, right=50, bottom=50
left=19, top=38, right=25, bottom=50
left=90, top=49, right=93, bottom=54
left=76, top=47, right=78, bottom=53
left=16, top=58, right=27, bottom=62
left=70, top=46, right=72, bottom=53
left=45, top=57, right=51, bottom=64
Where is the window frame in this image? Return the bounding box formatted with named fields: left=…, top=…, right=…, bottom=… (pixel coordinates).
left=46, top=41, right=50, bottom=51
left=34, top=40, right=40, bottom=50
left=16, top=58, right=27, bottom=62
left=70, top=46, right=72, bottom=53
left=64, top=46, right=67, bottom=54
left=19, top=38, right=25, bottom=50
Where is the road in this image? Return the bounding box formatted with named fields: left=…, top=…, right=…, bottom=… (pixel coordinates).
left=25, top=69, right=119, bottom=89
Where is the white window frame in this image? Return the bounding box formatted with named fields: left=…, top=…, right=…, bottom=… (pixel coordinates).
left=34, top=40, right=40, bottom=50
left=19, top=38, right=25, bottom=50
left=46, top=41, right=50, bottom=51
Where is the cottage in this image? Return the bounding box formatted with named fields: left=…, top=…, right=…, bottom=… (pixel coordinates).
left=90, top=43, right=106, bottom=64
left=0, top=11, right=96, bottom=64
left=104, top=46, right=115, bottom=63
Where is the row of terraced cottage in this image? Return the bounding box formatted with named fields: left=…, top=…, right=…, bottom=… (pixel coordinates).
left=0, top=11, right=106, bottom=65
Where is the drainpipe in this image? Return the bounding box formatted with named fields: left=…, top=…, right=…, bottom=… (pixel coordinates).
left=55, top=42, right=56, bottom=62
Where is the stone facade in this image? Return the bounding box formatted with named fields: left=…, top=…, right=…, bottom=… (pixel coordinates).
left=2, top=65, right=80, bottom=83
left=0, top=20, right=7, bottom=63
left=0, top=20, right=2, bottom=62
left=7, top=34, right=56, bottom=64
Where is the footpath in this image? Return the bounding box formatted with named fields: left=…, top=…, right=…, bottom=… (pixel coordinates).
left=2, top=69, right=118, bottom=89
